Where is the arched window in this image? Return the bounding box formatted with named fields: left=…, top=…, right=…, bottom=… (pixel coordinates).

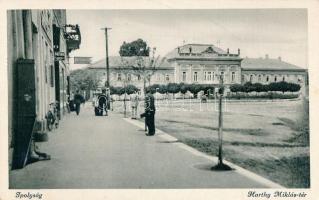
left=193, top=72, right=198, bottom=82
left=165, top=74, right=170, bottom=82
left=258, top=75, right=262, bottom=82
left=283, top=76, right=285, bottom=82
left=266, top=76, right=269, bottom=82
left=274, top=76, right=277, bottom=82
left=182, top=72, right=187, bottom=82
left=231, top=72, right=236, bottom=82
left=117, top=73, right=122, bottom=81
left=250, top=75, right=253, bottom=82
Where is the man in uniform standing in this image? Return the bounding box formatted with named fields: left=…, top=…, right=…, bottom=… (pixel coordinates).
left=141, top=91, right=156, bottom=136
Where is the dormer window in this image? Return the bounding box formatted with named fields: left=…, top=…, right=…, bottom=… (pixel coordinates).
left=203, top=46, right=216, bottom=54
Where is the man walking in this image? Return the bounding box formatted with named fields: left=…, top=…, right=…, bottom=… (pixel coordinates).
left=141, top=91, right=156, bottom=136
left=96, top=88, right=108, bottom=116
left=130, top=91, right=139, bottom=119
left=74, top=90, right=85, bottom=115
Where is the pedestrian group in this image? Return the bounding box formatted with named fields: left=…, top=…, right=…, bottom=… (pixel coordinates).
left=67, top=88, right=156, bottom=136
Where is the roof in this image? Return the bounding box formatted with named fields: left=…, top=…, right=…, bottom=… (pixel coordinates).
left=241, top=58, right=306, bottom=71
left=165, top=44, right=228, bottom=58
left=88, top=56, right=172, bottom=70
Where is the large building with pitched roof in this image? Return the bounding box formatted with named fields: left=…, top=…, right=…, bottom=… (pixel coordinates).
left=88, top=56, right=174, bottom=89
left=241, top=56, right=307, bottom=85
left=88, top=43, right=307, bottom=92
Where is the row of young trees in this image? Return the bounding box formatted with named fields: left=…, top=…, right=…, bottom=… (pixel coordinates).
left=109, top=83, right=215, bottom=97
left=109, top=81, right=301, bottom=97
left=145, top=83, right=215, bottom=97
left=230, top=82, right=301, bottom=94
left=110, top=85, right=139, bottom=95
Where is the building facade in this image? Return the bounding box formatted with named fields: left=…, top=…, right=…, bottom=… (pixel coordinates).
left=87, top=44, right=307, bottom=96
left=7, top=9, right=81, bottom=169
left=88, top=56, right=174, bottom=91
left=166, top=44, right=242, bottom=85
left=241, top=57, right=307, bottom=85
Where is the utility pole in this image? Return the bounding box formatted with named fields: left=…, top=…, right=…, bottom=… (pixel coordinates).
left=101, top=27, right=112, bottom=109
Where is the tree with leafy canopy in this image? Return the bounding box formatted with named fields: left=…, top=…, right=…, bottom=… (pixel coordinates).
left=180, top=83, right=189, bottom=95
left=119, top=39, right=150, bottom=57
left=188, top=84, right=203, bottom=98
left=167, top=83, right=180, bottom=99
left=119, top=39, right=164, bottom=98
left=70, top=68, right=101, bottom=99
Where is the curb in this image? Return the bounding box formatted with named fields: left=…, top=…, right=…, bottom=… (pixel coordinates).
left=123, top=118, right=285, bottom=189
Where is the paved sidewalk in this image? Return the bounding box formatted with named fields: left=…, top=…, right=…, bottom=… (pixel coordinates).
left=10, top=106, right=279, bottom=189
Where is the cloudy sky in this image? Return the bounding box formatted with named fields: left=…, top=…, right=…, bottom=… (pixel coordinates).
left=67, top=9, right=307, bottom=70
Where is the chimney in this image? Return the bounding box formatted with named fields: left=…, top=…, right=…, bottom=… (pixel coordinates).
left=227, top=48, right=229, bottom=54
left=265, top=54, right=269, bottom=59
left=278, top=56, right=281, bottom=61
left=238, top=48, right=240, bottom=55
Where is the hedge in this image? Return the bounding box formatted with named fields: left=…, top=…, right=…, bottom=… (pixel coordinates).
left=230, top=81, right=301, bottom=93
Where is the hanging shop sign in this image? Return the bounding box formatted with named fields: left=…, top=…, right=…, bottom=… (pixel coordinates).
left=54, top=52, right=65, bottom=61
left=74, top=57, right=92, bottom=64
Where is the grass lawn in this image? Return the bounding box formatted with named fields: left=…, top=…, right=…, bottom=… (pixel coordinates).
left=113, top=98, right=310, bottom=188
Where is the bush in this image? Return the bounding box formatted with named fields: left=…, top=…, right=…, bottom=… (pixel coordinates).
left=230, top=81, right=301, bottom=94
left=227, top=92, right=299, bottom=99
left=230, top=84, right=244, bottom=93
left=180, top=83, right=190, bottom=94
left=167, top=83, right=180, bottom=94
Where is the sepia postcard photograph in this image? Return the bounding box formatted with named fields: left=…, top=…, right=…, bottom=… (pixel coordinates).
left=1, top=0, right=319, bottom=200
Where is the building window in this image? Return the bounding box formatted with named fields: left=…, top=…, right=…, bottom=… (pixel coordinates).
left=231, top=72, right=236, bottom=82
left=193, top=72, right=198, bottom=82
left=157, top=74, right=161, bottom=81
left=165, top=74, right=169, bottom=81
left=117, top=73, right=122, bottom=81
left=212, top=72, right=215, bottom=81
left=45, top=64, right=48, bottom=83
left=258, top=75, right=261, bottom=82
left=207, top=72, right=212, bottom=81
left=44, top=42, right=48, bottom=83
left=220, top=71, right=225, bottom=81
left=127, top=74, right=131, bottom=81
left=182, top=72, right=187, bottom=82
left=204, top=71, right=207, bottom=81
left=266, top=76, right=269, bottom=82
left=283, top=76, right=285, bottom=81
left=274, top=76, right=277, bottom=82
left=137, top=74, right=141, bottom=81
left=50, top=65, right=54, bottom=87
left=250, top=75, right=253, bottom=82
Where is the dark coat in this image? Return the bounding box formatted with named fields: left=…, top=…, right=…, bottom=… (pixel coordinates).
left=74, top=93, right=84, bottom=104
